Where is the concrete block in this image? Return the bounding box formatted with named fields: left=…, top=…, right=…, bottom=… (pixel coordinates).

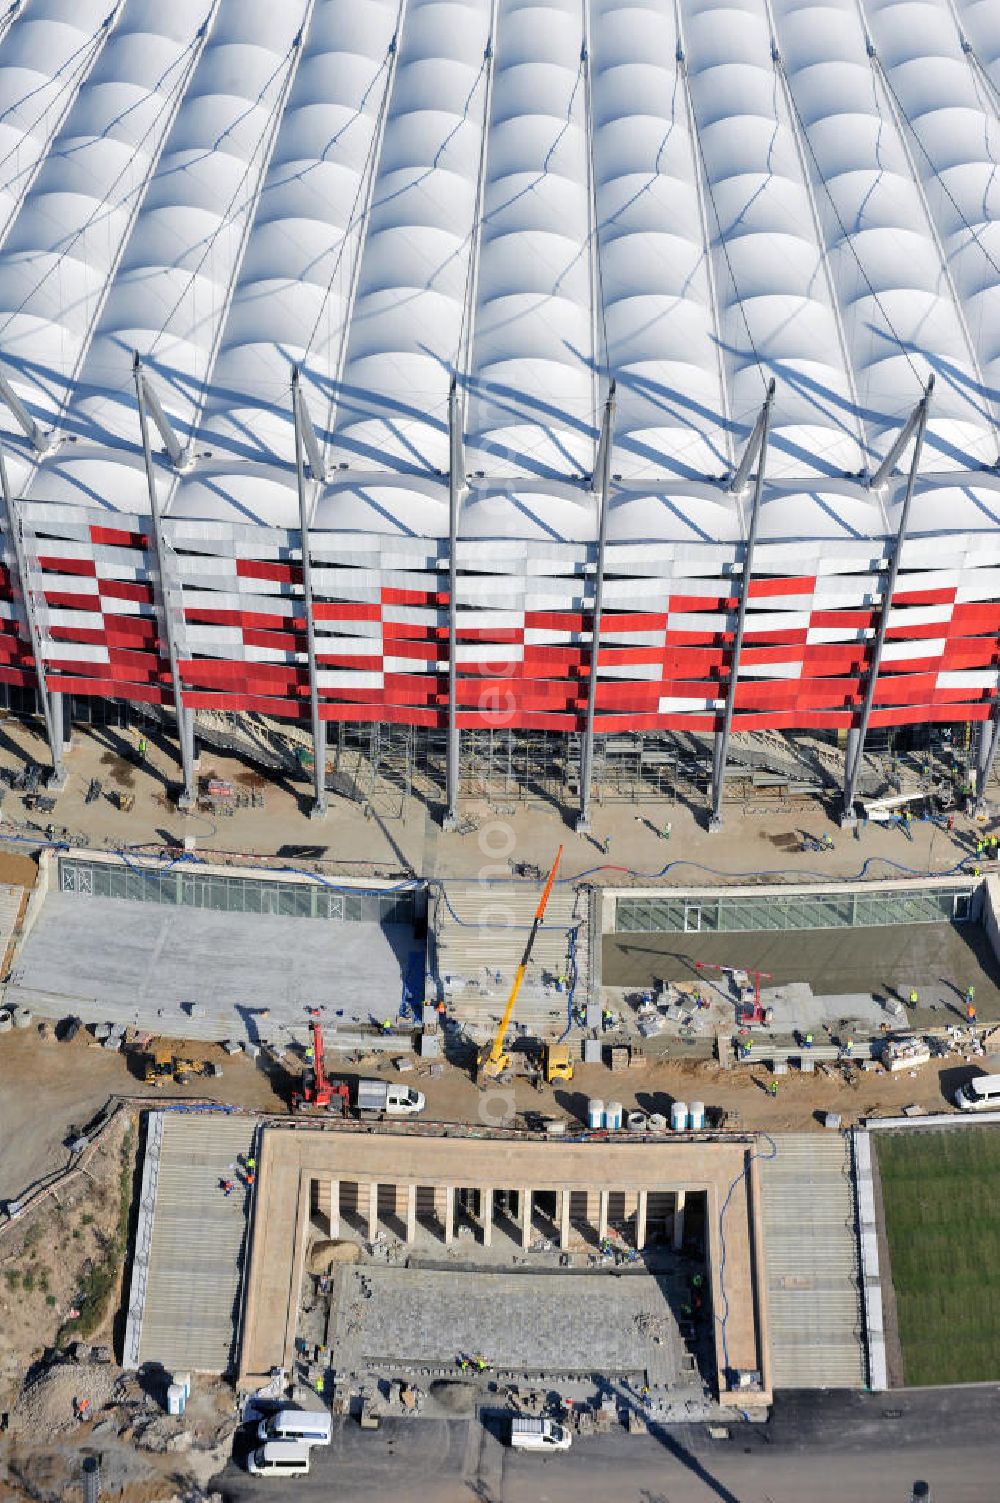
left=582, top=1038, right=602, bottom=1064
left=419, top=1033, right=440, bottom=1057
left=772, top=1061, right=789, bottom=1076
left=223, top=1039, right=241, bottom=1054
left=242, top=1041, right=261, bottom=1059
left=586, top=1004, right=602, bottom=1030
left=799, top=1056, right=815, bottom=1073
left=823, top=1112, right=842, bottom=1129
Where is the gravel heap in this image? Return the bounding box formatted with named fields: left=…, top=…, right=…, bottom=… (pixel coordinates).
left=14, top=1361, right=120, bottom=1433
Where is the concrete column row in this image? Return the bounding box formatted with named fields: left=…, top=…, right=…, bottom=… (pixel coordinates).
left=324, top=1179, right=688, bottom=1254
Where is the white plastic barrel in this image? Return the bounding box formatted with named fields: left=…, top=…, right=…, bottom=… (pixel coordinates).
left=587, top=1098, right=604, bottom=1131
left=671, top=1100, right=688, bottom=1132
left=688, top=1100, right=705, bottom=1131
left=605, top=1100, right=623, bottom=1131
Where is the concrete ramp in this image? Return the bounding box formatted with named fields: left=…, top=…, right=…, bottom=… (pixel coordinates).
left=760, top=1133, right=866, bottom=1388
left=127, top=1111, right=256, bottom=1374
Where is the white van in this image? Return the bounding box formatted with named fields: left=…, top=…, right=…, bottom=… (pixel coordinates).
left=247, top=1440, right=311, bottom=1476
left=509, top=1416, right=572, bottom=1452
left=954, top=1073, right=1000, bottom=1111
left=256, top=1408, right=333, bottom=1446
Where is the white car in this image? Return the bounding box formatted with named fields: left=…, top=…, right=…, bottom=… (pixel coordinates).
left=509, top=1416, right=572, bottom=1452
left=256, top=1408, right=332, bottom=1446
left=954, top=1073, right=1000, bottom=1111
left=247, top=1440, right=311, bottom=1476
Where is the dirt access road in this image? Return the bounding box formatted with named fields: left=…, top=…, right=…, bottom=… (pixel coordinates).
left=0, top=1025, right=984, bottom=1214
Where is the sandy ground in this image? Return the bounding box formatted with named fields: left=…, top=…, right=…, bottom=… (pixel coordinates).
left=0, top=1028, right=286, bottom=1205
left=0, top=1112, right=134, bottom=1412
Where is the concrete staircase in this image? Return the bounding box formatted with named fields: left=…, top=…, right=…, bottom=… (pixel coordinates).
left=759, top=1133, right=866, bottom=1389
left=136, top=1112, right=256, bottom=1374
left=430, top=880, right=584, bottom=1039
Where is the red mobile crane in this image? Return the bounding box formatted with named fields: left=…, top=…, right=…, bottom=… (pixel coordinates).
left=292, top=1019, right=350, bottom=1113
left=694, top=961, right=774, bottom=1026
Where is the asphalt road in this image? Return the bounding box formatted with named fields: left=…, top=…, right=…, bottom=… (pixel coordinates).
left=215, top=1386, right=1000, bottom=1502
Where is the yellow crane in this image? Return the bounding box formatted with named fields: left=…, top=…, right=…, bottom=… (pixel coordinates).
left=478, top=845, right=564, bottom=1081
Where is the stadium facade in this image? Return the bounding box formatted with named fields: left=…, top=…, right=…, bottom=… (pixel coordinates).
left=0, top=0, right=998, bottom=822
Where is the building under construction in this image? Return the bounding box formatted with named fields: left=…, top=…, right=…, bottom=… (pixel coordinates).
left=0, top=1, right=998, bottom=829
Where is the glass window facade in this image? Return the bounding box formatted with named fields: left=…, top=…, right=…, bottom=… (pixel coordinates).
left=616, top=885, right=973, bottom=934
left=58, top=858, right=415, bottom=926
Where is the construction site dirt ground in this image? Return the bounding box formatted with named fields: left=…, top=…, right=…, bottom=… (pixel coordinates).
left=0, top=711, right=992, bottom=888
left=604, top=916, right=1000, bottom=1026
left=0, top=1025, right=989, bottom=1224
left=0, top=1028, right=286, bottom=1205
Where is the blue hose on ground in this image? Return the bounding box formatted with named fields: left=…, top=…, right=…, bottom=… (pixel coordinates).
left=716, top=1131, right=778, bottom=1379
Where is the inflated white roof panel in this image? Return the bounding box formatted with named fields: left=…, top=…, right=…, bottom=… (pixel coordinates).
left=590, top=0, right=729, bottom=480
left=330, top=0, right=492, bottom=474
left=201, top=0, right=401, bottom=464
left=0, top=0, right=993, bottom=544
left=466, top=0, right=596, bottom=479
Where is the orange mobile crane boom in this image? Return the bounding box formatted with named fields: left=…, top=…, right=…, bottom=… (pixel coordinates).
left=479, top=846, right=563, bottom=1080
left=292, top=1019, right=350, bottom=1113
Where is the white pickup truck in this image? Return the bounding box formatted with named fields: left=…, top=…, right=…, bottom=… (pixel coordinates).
left=355, top=1078, right=426, bottom=1116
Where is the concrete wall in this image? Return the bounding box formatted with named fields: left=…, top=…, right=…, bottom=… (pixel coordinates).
left=979, top=875, right=1000, bottom=964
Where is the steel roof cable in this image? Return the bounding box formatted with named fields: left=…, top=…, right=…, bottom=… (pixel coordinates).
left=453, top=26, right=496, bottom=388
left=874, top=55, right=1000, bottom=291
left=301, top=25, right=400, bottom=416
left=147, top=33, right=303, bottom=368
left=0, top=8, right=118, bottom=205
left=0, top=19, right=209, bottom=349
left=868, top=45, right=1000, bottom=453
left=678, top=52, right=768, bottom=400
left=779, top=59, right=925, bottom=397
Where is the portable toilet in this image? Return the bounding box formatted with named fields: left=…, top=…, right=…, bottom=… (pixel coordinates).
left=587, top=1098, right=604, bottom=1131
left=688, top=1101, right=705, bottom=1131
left=166, top=1383, right=186, bottom=1416
left=605, top=1100, right=623, bottom=1131
left=670, top=1100, right=688, bottom=1132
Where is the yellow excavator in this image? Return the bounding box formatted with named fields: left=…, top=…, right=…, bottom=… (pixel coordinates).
left=478, top=846, right=564, bottom=1082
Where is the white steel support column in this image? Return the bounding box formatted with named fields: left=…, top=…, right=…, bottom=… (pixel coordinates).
left=444, top=1185, right=455, bottom=1246
left=443, top=376, right=464, bottom=830
left=329, top=1179, right=340, bottom=1239
left=292, top=367, right=327, bottom=820
left=635, top=1190, right=647, bottom=1252
left=367, top=1181, right=378, bottom=1244
left=577, top=381, right=616, bottom=833
left=673, top=1189, right=686, bottom=1251
left=406, top=1183, right=416, bottom=1245
left=710, top=381, right=775, bottom=832
left=842, top=381, right=933, bottom=826
left=559, top=1189, right=571, bottom=1251
left=975, top=704, right=1000, bottom=814
left=598, top=1189, right=609, bottom=1241
left=481, top=1187, right=492, bottom=1247
left=521, top=1188, right=532, bottom=1249
left=133, top=356, right=195, bottom=809
left=0, top=447, right=66, bottom=787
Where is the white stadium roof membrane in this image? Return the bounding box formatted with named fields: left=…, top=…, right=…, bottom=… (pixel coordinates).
left=0, top=0, right=996, bottom=540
